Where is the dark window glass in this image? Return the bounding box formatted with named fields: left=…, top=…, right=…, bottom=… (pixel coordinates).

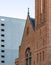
left=26, top=59, right=28, bottom=65
left=1, top=60, right=5, bottom=63
left=1, top=45, right=5, bottom=47
left=1, top=40, right=5, bottom=42
left=1, top=24, right=5, bottom=26
left=1, top=29, right=5, bottom=31
left=1, top=50, right=5, bottom=52
left=1, top=55, right=5, bottom=58
left=29, top=57, right=32, bottom=65
left=29, top=52, right=31, bottom=56
left=1, top=34, right=5, bottom=37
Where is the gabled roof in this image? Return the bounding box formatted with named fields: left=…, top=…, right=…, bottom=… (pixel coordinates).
left=27, top=15, right=35, bottom=30
left=27, top=8, right=35, bottom=30
left=30, top=17, right=35, bottom=30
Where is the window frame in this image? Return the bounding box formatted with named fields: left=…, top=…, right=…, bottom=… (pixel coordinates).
left=25, top=48, right=32, bottom=65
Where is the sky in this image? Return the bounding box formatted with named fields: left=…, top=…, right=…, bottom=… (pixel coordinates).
left=0, top=0, right=35, bottom=19
left=0, top=1, right=35, bottom=65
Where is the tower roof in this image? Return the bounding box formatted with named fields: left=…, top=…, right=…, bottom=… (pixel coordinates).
left=28, top=8, right=30, bottom=17
left=27, top=8, right=35, bottom=30
left=30, top=18, right=35, bottom=29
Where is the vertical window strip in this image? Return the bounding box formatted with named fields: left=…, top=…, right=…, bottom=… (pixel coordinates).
left=29, top=57, right=32, bottom=65
left=25, top=48, right=32, bottom=65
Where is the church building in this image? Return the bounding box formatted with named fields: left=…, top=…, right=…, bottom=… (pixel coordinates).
left=15, top=0, right=51, bottom=65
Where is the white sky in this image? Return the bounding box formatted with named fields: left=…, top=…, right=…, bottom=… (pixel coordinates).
left=0, top=0, right=35, bottom=19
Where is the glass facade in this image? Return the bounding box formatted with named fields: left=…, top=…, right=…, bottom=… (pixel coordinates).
left=0, top=16, right=25, bottom=65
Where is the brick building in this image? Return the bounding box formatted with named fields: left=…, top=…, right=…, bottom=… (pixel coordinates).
left=15, top=0, right=51, bottom=65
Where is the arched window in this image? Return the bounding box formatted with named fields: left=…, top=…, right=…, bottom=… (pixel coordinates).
left=25, top=48, right=32, bottom=65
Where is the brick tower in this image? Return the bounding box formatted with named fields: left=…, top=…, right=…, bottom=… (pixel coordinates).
left=35, top=0, right=51, bottom=65
left=35, top=0, right=46, bottom=29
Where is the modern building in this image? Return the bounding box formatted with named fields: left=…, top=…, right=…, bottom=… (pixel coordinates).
left=15, top=0, right=51, bottom=65
left=0, top=16, right=25, bottom=65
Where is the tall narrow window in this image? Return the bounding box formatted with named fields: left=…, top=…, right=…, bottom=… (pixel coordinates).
left=25, top=48, right=32, bottom=65
left=26, top=58, right=28, bottom=65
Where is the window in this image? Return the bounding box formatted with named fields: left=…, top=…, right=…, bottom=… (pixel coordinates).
left=1, top=55, right=5, bottom=58
left=26, top=58, right=28, bottom=65
left=1, top=60, right=5, bottom=63
left=1, top=45, right=5, bottom=47
left=25, top=48, right=32, bottom=65
left=1, top=24, right=5, bottom=26
left=1, top=50, right=5, bottom=53
left=1, top=39, right=5, bottom=42
left=1, top=34, right=5, bottom=37
left=29, top=57, right=32, bottom=65
left=1, top=29, right=5, bottom=31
